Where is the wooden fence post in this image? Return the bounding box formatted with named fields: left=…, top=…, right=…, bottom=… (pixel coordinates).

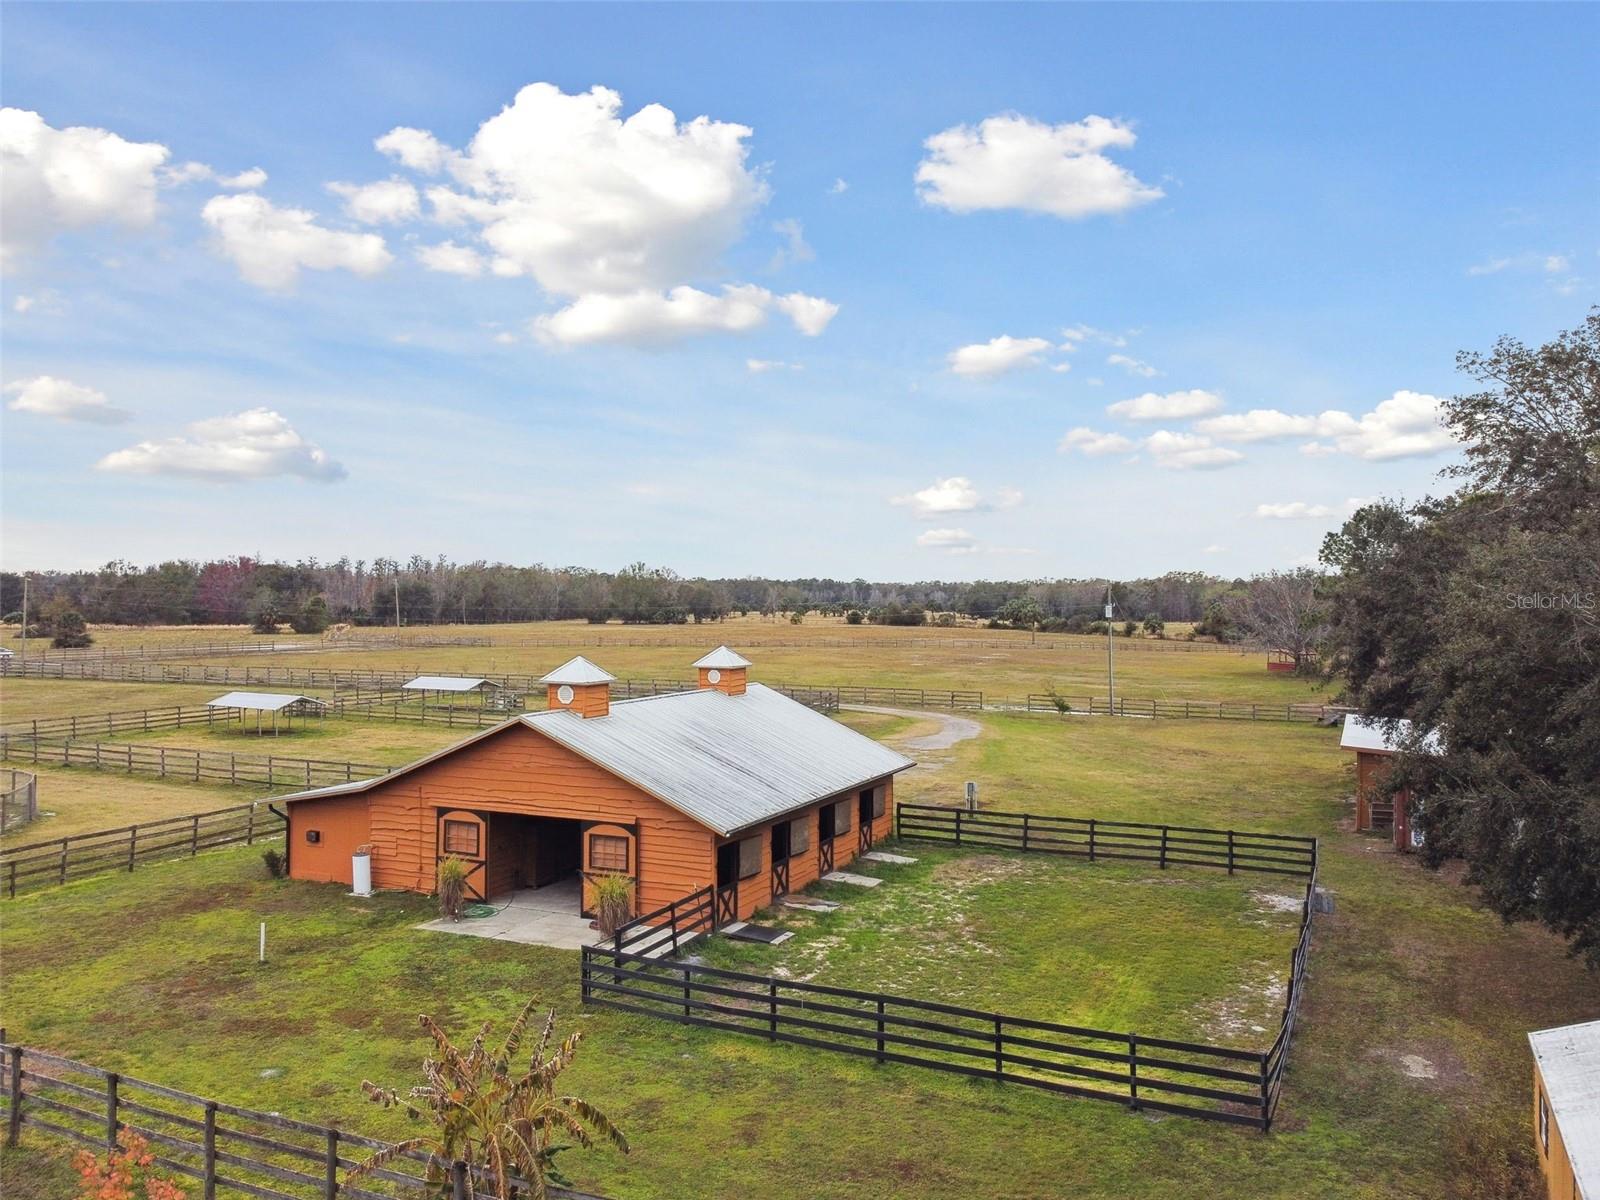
left=105, top=1073, right=120, bottom=1150
left=875, top=999, right=886, bottom=1063
left=1128, top=1036, right=1139, bottom=1110
left=1227, top=830, right=1236, bottom=875
left=1159, top=826, right=1168, bottom=869
left=682, top=966, right=693, bottom=1017
left=5, top=1047, right=22, bottom=1147
left=955, top=809, right=963, bottom=845
left=129, top=827, right=138, bottom=871
left=1259, top=1055, right=1271, bottom=1133
left=771, top=984, right=780, bottom=1042
left=191, top=814, right=200, bottom=856
left=59, top=840, right=68, bottom=885
left=1088, top=819, right=1097, bottom=862
left=993, top=1016, right=1004, bottom=1080
left=451, top=1160, right=468, bottom=1200
left=1021, top=813, right=1030, bottom=853
left=324, top=1128, right=339, bottom=1199
left=203, top=1103, right=217, bottom=1200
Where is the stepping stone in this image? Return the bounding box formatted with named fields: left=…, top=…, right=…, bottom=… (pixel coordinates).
left=822, top=871, right=882, bottom=888
left=781, top=897, right=841, bottom=912
left=860, top=851, right=918, bottom=865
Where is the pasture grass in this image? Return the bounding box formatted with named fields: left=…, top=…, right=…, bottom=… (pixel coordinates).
left=1, top=714, right=1591, bottom=1199
left=0, top=764, right=272, bottom=844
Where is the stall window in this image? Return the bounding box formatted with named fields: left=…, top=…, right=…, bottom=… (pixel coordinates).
left=789, top=815, right=811, bottom=854
left=1538, top=1088, right=1549, bottom=1155
left=833, top=798, right=853, bottom=835
left=871, top=786, right=887, bottom=819
left=442, top=819, right=479, bottom=856
left=589, top=834, right=629, bottom=873
left=738, top=836, right=762, bottom=879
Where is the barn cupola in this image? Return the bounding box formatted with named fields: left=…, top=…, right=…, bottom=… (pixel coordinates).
left=693, top=646, right=752, bottom=696
left=541, top=656, right=616, bottom=718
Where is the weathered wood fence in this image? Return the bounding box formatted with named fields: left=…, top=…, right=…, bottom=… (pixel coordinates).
left=1, top=768, right=38, bottom=835
left=0, top=734, right=390, bottom=791
left=0, top=801, right=285, bottom=898
left=585, top=814, right=1319, bottom=1132
left=0, top=1040, right=606, bottom=1199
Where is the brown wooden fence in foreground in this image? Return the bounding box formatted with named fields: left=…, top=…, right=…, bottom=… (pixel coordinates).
left=0, top=801, right=286, bottom=898
left=0, top=1040, right=606, bottom=1199
left=585, top=813, right=1319, bottom=1132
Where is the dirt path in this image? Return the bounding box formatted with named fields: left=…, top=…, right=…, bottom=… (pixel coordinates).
left=843, top=704, right=984, bottom=752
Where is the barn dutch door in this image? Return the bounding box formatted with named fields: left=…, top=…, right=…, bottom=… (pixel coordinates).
left=817, top=802, right=836, bottom=874
left=436, top=810, right=489, bottom=902
left=858, top=786, right=880, bottom=853
left=770, top=820, right=791, bottom=898
left=715, top=841, right=740, bottom=926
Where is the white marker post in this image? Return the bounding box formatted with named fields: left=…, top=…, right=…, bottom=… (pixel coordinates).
left=259, top=922, right=266, bottom=964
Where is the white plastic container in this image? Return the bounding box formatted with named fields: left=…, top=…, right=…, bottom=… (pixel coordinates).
left=351, top=851, right=372, bottom=897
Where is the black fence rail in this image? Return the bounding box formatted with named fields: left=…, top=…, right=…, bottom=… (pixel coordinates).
left=0, top=733, right=390, bottom=791
left=581, top=947, right=1275, bottom=1130
left=894, top=805, right=1318, bottom=879
left=0, top=801, right=285, bottom=898
left=586, top=812, right=1319, bottom=1131
left=0, top=1041, right=605, bottom=1199
left=1023, top=695, right=1350, bottom=724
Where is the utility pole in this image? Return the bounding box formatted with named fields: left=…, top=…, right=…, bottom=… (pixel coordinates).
left=19, top=575, right=28, bottom=666
left=393, top=577, right=401, bottom=629
left=1105, top=582, right=1116, bottom=714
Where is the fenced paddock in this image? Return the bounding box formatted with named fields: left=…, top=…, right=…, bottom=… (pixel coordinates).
left=0, top=733, right=390, bottom=791
left=0, top=801, right=285, bottom=897
left=1, top=768, right=38, bottom=835
left=584, top=813, right=1319, bottom=1132
left=0, top=1041, right=606, bottom=1200
left=1022, top=694, right=1349, bottom=724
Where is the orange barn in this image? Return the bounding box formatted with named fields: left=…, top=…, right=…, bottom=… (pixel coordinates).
left=1528, top=1020, right=1600, bottom=1200
left=1340, top=714, right=1441, bottom=853
left=278, top=647, right=915, bottom=923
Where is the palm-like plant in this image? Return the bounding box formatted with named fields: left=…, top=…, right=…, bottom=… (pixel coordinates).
left=349, top=1000, right=628, bottom=1199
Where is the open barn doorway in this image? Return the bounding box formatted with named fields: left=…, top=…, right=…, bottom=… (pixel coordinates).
left=489, top=814, right=582, bottom=903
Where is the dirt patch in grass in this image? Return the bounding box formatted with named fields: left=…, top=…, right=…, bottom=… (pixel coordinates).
left=929, top=853, right=1030, bottom=885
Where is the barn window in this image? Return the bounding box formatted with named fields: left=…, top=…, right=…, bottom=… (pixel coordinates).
left=589, top=834, right=629, bottom=873
left=738, top=836, right=762, bottom=880
left=1538, top=1088, right=1550, bottom=1155
left=443, top=820, right=480, bottom=857
left=789, top=815, right=810, bottom=854
left=868, top=785, right=886, bottom=819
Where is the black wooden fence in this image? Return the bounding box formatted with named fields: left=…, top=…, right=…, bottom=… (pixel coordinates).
left=0, top=1040, right=606, bottom=1199
left=0, top=801, right=285, bottom=898
left=584, top=813, right=1319, bottom=1132
left=1023, top=694, right=1350, bottom=724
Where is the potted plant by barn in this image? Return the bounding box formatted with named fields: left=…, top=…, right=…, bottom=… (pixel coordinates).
left=590, top=873, right=633, bottom=939
left=352, top=842, right=374, bottom=897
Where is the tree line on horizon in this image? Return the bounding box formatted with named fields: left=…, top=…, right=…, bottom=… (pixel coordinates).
left=1, top=560, right=1254, bottom=636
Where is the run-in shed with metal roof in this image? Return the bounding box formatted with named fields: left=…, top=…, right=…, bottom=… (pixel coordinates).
left=277, top=649, right=914, bottom=921
left=1340, top=715, right=1442, bottom=851
left=1528, top=1019, right=1600, bottom=1200
left=204, top=691, right=327, bottom=736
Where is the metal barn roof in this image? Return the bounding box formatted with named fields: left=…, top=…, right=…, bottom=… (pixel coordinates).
left=692, top=645, right=753, bottom=669
left=205, top=691, right=325, bottom=712
left=540, top=656, right=617, bottom=685
left=1529, top=1020, right=1600, bottom=1194
left=1340, top=715, right=1443, bottom=755
left=401, top=675, right=502, bottom=692
left=521, top=683, right=913, bottom=835
left=276, top=683, right=914, bottom=837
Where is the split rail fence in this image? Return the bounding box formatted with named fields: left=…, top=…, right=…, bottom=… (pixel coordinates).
left=0, top=1040, right=605, bottom=1199
left=584, top=810, right=1318, bottom=1132
left=1, top=767, right=38, bottom=835
left=1023, top=694, right=1349, bottom=724
left=0, top=733, right=390, bottom=790
left=0, top=800, right=285, bottom=898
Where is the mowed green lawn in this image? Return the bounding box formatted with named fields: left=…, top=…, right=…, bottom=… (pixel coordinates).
left=2, top=715, right=1591, bottom=1199
left=0, top=764, right=273, bottom=844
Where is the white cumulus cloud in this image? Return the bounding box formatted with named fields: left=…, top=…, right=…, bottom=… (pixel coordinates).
left=916, top=113, right=1163, bottom=219
left=201, top=193, right=392, bottom=290
left=915, top=528, right=979, bottom=553
left=1106, top=353, right=1158, bottom=378
left=1144, top=430, right=1244, bottom=470
left=892, top=476, right=1023, bottom=518
left=948, top=335, right=1053, bottom=378
left=1058, top=427, right=1136, bottom=456
left=0, top=107, right=171, bottom=269
left=416, top=240, right=486, bottom=276
left=532, top=285, right=834, bottom=347
left=96, top=408, right=346, bottom=482
left=1195, top=391, right=1456, bottom=460
left=5, top=375, right=132, bottom=424
left=327, top=177, right=421, bottom=224
left=1107, top=389, right=1222, bottom=421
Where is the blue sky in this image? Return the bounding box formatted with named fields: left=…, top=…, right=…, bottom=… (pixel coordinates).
left=3, top=3, right=1596, bottom=579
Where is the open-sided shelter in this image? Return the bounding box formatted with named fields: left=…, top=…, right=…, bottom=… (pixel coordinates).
left=278, top=648, right=915, bottom=922
left=204, top=691, right=327, bottom=736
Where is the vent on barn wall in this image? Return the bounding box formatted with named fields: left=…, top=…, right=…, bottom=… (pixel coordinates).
left=541, top=656, right=616, bottom=718
left=693, top=646, right=752, bottom=696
